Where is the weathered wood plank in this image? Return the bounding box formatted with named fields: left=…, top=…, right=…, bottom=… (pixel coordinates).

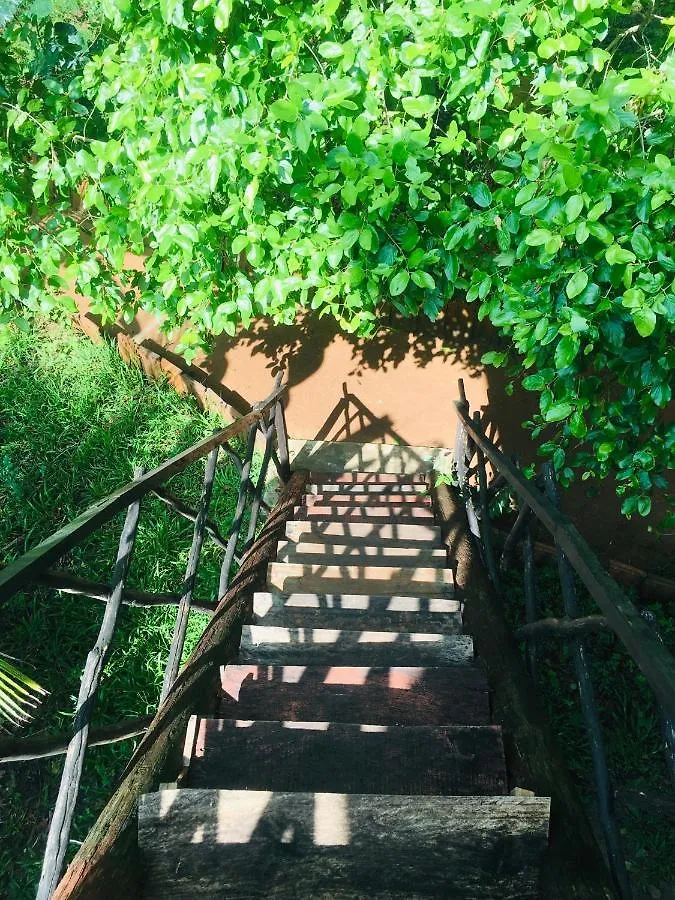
left=252, top=592, right=463, bottom=634
left=309, top=471, right=428, bottom=484
left=239, top=625, right=474, bottom=666
left=138, top=789, right=550, bottom=898
left=219, top=664, right=490, bottom=725
left=52, top=472, right=308, bottom=900
left=188, top=719, right=508, bottom=796
left=267, top=562, right=454, bottom=598
left=299, top=504, right=435, bottom=520
left=285, top=521, right=441, bottom=546
left=276, top=540, right=448, bottom=567
left=308, top=483, right=428, bottom=494
left=305, top=493, right=432, bottom=506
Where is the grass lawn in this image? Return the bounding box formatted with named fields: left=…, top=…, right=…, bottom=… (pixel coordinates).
left=0, top=320, right=259, bottom=899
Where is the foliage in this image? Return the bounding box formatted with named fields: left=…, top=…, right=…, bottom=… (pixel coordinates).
left=0, top=655, right=48, bottom=727
left=0, top=319, right=257, bottom=896
left=0, top=0, right=674, bottom=520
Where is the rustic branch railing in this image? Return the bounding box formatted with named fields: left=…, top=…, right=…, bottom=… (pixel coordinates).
left=453, top=379, right=675, bottom=900
left=0, top=378, right=289, bottom=898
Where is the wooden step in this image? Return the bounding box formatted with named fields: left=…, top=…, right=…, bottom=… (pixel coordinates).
left=286, top=520, right=442, bottom=547
left=252, top=592, right=463, bottom=634
left=219, top=664, right=489, bottom=725
left=298, top=504, right=435, bottom=520
left=267, top=562, right=454, bottom=597
left=305, top=493, right=432, bottom=506
left=139, top=789, right=550, bottom=898
left=290, top=438, right=452, bottom=475
left=239, top=625, right=473, bottom=666
left=309, top=482, right=428, bottom=494
left=187, top=719, right=508, bottom=796
left=276, top=540, right=448, bottom=568
left=310, top=471, right=429, bottom=485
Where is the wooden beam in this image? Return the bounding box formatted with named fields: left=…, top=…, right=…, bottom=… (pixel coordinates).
left=0, top=716, right=152, bottom=764
left=455, top=402, right=675, bottom=724
left=433, top=482, right=617, bottom=899
left=39, top=571, right=217, bottom=616
left=0, top=383, right=286, bottom=601
left=51, top=471, right=308, bottom=900
left=517, top=616, right=611, bottom=640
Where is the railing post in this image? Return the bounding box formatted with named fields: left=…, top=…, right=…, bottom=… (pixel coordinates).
left=274, top=392, right=291, bottom=483
left=160, top=447, right=219, bottom=704
left=36, top=469, right=144, bottom=900
left=218, top=424, right=258, bottom=599
left=543, top=465, right=632, bottom=900
left=473, top=409, right=500, bottom=598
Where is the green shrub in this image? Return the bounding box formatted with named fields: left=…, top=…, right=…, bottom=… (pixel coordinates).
left=0, top=0, right=673, bottom=520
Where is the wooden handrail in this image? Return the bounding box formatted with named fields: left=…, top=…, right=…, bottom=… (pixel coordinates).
left=0, top=382, right=286, bottom=602
left=455, top=400, right=675, bottom=723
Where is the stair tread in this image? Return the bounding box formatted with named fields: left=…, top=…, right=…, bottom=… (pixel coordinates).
left=286, top=521, right=442, bottom=547
left=268, top=562, right=454, bottom=598
left=240, top=625, right=473, bottom=666
left=308, top=483, right=429, bottom=494
left=139, top=788, right=550, bottom=899
left=299, top=505, right=435, bottom=520
left=219, top=664, right=489, bottom=725
left=306, top=493, right=432, bottom=506
left=277, top=540, right=448, bottom=567
left=252, top=592, right=463, bottom=634
left=310, top=471, right=429, bottom=484
left=187, top=719, right=508, bottom=796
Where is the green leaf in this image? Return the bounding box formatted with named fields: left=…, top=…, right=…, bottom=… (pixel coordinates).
left=630, top=231, right=652, bottom=259
left=295, top=119, right=311, bottom=153
left=566, top=270, right=588, bottom=299
left=318, top=42, right=344, bottom=59
left=401, top=95, right=437, bottom=118
left=632, top=308, right=656, bottom=337
left=411, top=270, right=435, bottom=289
left=206, top=155, right=221, bottom=191
left=525, top=229, right=552, bottom=246
left=605, top=244, right=636, bottom=266
left=389, top=270, right=410, bottom=296
left=469, top=182, right=492, bottom=208
left=544, top=402, right=574, bottom=422
left=515, top=182, right=537, bottom=206
left=523, top=374, right=546, bottom=391
left=214, top=0, right=232, bottom=30
left=565, top=195, right=584, bottom=223
left=555, top=335, right=578, bottom=368
left=269, top=99, right=298, bottom=123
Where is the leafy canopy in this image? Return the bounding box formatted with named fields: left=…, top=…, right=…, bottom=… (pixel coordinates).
left=0, top=0, right=674, bottom=520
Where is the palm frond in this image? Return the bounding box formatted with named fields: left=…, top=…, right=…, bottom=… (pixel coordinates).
left=0, top=654, right=48, bottom=727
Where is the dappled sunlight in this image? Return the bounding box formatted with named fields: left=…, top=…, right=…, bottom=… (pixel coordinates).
left=323, top=666, right=371, bottom=685
left=388, top=667, right=425, bottom=690
left=314, top=793, right=351, bottom=846
left=217, top=790, right=271, bottom=844
left=282, top=720, right=330, bottom=731
left=281, top=665, right=306, bottom=684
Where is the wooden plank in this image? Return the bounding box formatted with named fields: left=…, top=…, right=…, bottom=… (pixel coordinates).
left=0, top=382, right=286, bottom=601
left=51, top=472, right=308, bottom=900
left=188, top=719, right=508, bottom=796
left=299, top=504, right=435, bottom=520
left=308, top=483, right=428, bottom=494
left=285, top=521, right=442, bottom=547
left=309, top=471, right=428, bottom=484
left=139, top=789, right=550, bottom=898
left=219, top=664, right=490, bottom=725
left=267, top=562, right=455, bottom=597
left=305, top=493, right=432, bottom=506
left=456, top=402, right=675, bottom=723
left=239, top=625, right=474, bottom=666
left=276, top=540, right=448, bottom=567
left=252, top=592, right=463, bottom=634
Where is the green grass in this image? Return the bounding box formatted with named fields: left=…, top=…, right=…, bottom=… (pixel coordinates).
left=0, top=320, right=260, bottom=899
left=501, top=557, right=675, bottom=894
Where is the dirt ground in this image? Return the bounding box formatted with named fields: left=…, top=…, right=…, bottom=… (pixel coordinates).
left=98, top=300, right=672, bottom=575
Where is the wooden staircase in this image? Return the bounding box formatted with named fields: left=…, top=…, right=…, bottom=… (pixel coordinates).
left=138, top=470, right=551, bottom=898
